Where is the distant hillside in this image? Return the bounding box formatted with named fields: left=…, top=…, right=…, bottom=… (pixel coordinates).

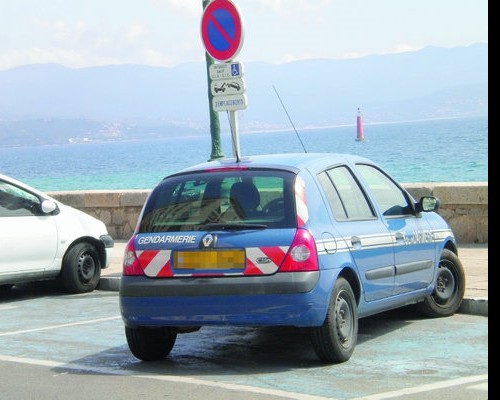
left=0, top=43, right=488, bottom=147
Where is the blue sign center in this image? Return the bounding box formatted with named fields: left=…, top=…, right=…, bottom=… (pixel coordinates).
left=208, top=9, right=236, bottom=52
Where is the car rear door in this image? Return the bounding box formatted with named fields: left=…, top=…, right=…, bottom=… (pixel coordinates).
left=317, top=166, right=396, bottom=302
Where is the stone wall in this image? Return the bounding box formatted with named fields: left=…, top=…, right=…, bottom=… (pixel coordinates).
left=403, top=182, right=488, bottom=244
left=48, top=182, right=488, bottom=244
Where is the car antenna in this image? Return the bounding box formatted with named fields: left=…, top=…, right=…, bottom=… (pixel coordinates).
left=272, top=85, right=307, bottom=153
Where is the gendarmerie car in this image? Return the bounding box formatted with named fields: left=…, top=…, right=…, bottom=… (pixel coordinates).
left=119, top=153, right=465, bottom=364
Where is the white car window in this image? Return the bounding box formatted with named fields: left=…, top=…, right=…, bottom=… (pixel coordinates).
left=0, top=181, right=41, bottom=217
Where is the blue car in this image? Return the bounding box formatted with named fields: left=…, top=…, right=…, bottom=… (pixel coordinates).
left=119, top=153, right=465, bottom=364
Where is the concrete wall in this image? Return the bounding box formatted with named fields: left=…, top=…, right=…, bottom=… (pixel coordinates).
left=48, top=182, right=488, bottom=244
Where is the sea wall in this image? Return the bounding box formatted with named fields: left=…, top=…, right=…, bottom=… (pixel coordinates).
left=48, top=182, right=488, bottom=244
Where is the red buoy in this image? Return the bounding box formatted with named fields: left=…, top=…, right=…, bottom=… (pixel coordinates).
left=356, top=108, right=365, bottom=142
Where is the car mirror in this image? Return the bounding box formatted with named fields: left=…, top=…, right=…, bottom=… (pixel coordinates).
left=41, top=199, right=58, bottom=214
left=417, top=196, right=440, bottom=213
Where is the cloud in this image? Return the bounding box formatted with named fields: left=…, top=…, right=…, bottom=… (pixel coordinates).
left=250, top=0, right=332, bottom=14
left=127, top=23, right=147, bottom=43
left=386, top=44, right=425, bottom=54
left=151, top=0, right=201, bottom=15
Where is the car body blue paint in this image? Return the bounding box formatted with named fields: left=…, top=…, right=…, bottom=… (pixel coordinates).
left=120, top=153, right=456, bottom=327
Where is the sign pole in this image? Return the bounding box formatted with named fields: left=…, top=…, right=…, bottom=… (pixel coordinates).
left=229, top=110, right=241, bottom=161
left=202, top=0, right=224, bottom=161
left=201, top=0, right=246, bottom=161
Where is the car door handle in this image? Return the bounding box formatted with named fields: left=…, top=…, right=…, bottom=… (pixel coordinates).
left=395, top=231, right=405, bottom=243
left=351, top=236, right=362, bottom=249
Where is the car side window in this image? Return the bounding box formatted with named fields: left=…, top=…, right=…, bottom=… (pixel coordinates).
left=0, top=181, right=41, bottom=217
left=356, top=164, right=413, bottom=217
left=318, top=166, right=375, bottom=221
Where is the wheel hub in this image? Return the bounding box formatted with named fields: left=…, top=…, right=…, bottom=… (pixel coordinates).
left=77, top=252, right=96, bottom=283
left=435, top=267, right=455, bottom=301
left=335, top=295, right=352, bottom=344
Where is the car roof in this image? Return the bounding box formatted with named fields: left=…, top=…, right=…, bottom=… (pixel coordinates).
left=170, top=153, right=376, bottom=177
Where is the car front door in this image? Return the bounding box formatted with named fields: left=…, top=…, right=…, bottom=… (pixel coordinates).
left=355, top=164, right=435, bottom=295
left=0, top=180, right=58, bottom=275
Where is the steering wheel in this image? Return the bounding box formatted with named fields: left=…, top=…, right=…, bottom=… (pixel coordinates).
left=263, top=198, right=284, bottom=216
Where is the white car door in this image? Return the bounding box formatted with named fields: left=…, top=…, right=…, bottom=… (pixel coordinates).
left=0, top=181, right=58, bottom=274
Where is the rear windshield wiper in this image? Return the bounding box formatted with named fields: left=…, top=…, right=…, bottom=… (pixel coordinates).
left=204, top=223, right=267, bottom=231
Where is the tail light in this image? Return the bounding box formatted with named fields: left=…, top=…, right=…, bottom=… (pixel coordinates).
left=122, top=236, right=145, bottom=276
left=279, top=228, right=319, bottom=272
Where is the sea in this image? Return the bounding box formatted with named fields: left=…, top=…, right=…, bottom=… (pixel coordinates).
left=0, top=116, right=488, bottom=192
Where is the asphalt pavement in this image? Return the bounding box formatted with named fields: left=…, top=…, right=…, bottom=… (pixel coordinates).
left=100, top=241, right=488, bottom=316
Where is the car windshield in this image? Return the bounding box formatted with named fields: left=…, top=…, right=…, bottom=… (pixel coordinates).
left=139, top=169, right=297, bottom=233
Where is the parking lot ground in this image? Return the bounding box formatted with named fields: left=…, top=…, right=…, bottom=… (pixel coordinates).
left=0, top=286, right=489, bottom=400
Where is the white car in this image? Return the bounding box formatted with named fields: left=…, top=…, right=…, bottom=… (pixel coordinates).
left=0, top=173, right=114, bottom=294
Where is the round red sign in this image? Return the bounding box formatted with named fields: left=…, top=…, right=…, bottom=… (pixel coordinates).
left=201, top=0, right=244, bottom=62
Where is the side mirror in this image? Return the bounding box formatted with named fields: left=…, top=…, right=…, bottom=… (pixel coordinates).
left=417, top=196, right=440, bottom=213
left=41, top=199, right=58, bottom=214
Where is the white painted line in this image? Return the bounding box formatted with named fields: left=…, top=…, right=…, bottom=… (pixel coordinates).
left=0, top=316, right=121, bottom=336
left=467, top=382, right=488, bottom=391
left=351, top=374, right=488, bottom=400
left=0, top=354, right=337, bottom=400
left=0, top=305, right=17, bottom=310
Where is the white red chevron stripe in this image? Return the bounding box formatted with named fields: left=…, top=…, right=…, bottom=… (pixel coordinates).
left=138, top=246, right=289, bottom=277
left=244, top=246, right=289, bottom=275
left=295, top=176, right=309, bottom=227
left=139, top=249, right=173, bottom=277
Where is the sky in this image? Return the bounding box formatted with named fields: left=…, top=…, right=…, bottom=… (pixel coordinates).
left=0, top=0, right=488, bottom=71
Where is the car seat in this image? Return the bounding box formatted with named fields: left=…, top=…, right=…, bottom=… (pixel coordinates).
left=229, top=181, right=261, bottom=219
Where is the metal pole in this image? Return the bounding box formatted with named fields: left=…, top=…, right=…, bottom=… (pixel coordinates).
left=229, top=110, right=241, bottom=161
left=203, top=0, right=224, bottom=161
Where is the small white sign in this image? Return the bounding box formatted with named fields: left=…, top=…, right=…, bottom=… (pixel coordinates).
left=211, top=78, right=245, bottom=96
left=212, top=94, right=248, bottom=112
left=209, top=62, right=244, bottom=80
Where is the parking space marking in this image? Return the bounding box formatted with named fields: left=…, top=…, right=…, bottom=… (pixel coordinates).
left=0, top=354, right=337, bottom=400
left=0, top=316, right=120, bottom=336
left=351, top=374, right=488, bottom=400
left=0, top=353, right=488, bottom=400
left=0, top=305, right=17, bottom=310
left=467, top=382, right=488, bottom=391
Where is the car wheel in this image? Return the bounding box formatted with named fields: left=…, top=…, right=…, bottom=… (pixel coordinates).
left=310, top=277, right=358, bottom=363
left=417, top=248, right=465, bottom=317
left=61, top=242, right=101, bottom=294
left=125, top=326, right=177, bottom=361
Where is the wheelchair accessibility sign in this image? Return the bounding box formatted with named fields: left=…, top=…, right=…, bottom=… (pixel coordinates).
left=209, top=62, right=244, bottom=80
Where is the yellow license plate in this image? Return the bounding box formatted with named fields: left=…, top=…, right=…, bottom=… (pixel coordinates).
left=174, top=250, right=245, bottom=270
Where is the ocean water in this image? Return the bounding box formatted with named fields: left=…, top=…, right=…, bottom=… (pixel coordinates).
left=0, top=116, right=488, bottom=192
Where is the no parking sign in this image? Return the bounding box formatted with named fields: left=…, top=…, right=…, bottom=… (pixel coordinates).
left=201, top=0, right=244, bottom=62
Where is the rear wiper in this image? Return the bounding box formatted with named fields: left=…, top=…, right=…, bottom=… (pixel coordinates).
left=205, top=223, right=267, bottom=231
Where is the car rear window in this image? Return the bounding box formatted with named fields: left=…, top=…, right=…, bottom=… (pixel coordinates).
left=139, top=169, right=297, bottom=232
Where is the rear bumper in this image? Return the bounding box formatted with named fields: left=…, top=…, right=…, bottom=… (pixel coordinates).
left=120, top=271, right=334, bottom=328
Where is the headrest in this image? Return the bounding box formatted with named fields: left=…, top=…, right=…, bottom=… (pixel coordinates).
left=230, top=181, right=260, bottom=217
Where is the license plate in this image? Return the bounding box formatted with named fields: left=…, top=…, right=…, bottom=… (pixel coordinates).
left=174, top=249, right=245, bottom=270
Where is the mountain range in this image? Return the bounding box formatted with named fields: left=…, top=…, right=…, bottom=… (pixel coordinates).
left=0, top=43, right=488, bottom=147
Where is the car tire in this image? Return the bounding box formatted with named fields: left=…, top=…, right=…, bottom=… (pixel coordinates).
left=417, top=248, right=465, bottom=317
left=61, top=242, right=101, bottom=294
left=310, top=277, right=358, bottom=363
left=125, top=326, right=177, bottom=361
